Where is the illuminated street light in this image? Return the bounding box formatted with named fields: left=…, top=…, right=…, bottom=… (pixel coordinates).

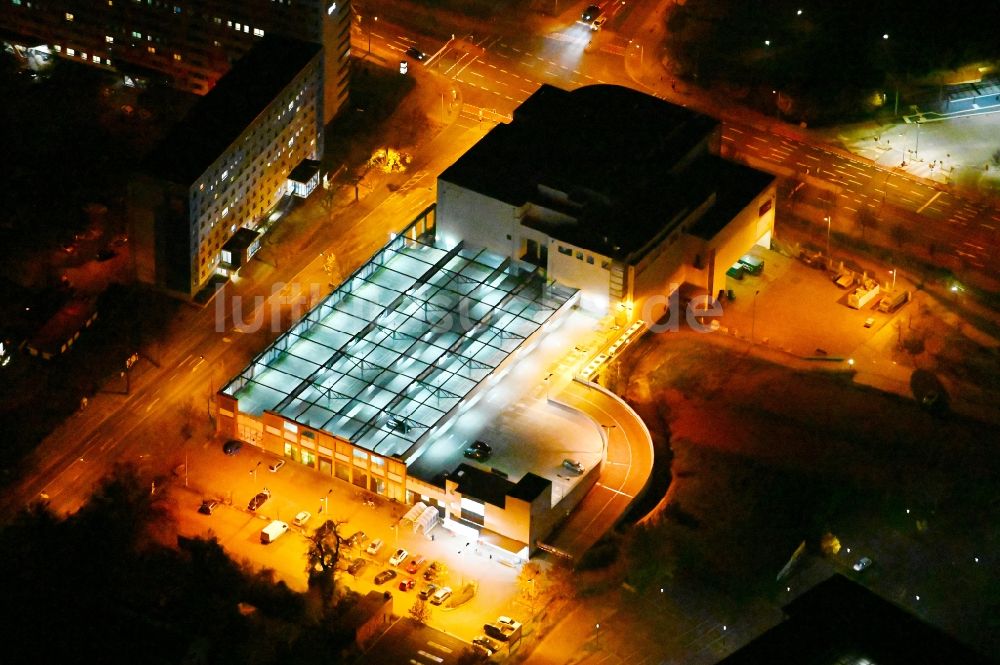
left=847, top=358, right=855, bottom=366
left=764, top=39, right=771, bottom=46
left=824, top=215, right=832, bottom=258
left=890, top=269, right=897, bottom=290
left=250, top=460, right=261, bottom=483
left=796, top=9, right=803, bottom=15
left=883, top=33, right=890, bottom=39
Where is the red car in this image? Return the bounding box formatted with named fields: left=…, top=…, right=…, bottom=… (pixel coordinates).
left=405, top=555, right=425, bottom=575
left=398, top=578, right=416, bottom=591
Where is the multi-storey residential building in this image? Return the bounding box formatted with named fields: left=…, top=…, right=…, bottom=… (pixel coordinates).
left=0, top=0, right=350, bottom=123
left=128, top=35, right=322, bottom=298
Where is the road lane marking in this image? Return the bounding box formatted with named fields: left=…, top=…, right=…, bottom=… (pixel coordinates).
left=596, top=483, right=634, bottom=498
left=146, top=397, right=161, bottom=413
left=916, top=191, right=942, bottom=213
left=427, top=642, right=453, bottom=653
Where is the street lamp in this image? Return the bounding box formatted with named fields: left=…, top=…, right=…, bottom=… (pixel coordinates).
left=595, top=623, right=600, bottom=650
left=890, top=268, right=897, bottom=291
left=367, top=16, right=377, bottom=55
left=751, top=290, right=760, bottom=344
left=824, top=215, right=832, bottom=258
left=250, top=461, right=261, bottom=483
left=321, top=489, right=332, bottom=514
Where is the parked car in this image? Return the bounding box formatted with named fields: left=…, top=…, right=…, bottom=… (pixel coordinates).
left=247, top=488, right=271, bottom=512
left=405, top=555, right=425, bottom=575
left=222, top=439, right=242, bottom=455
left=463, top=440, right=492, bottom=462
left=348, top=531, right=367, bottom=547
left=430, top=586, right=452, bottom=605
left=267, top=459, right=285, bottom=473
left=347, top=558, right=367, bottom=575
left=366, top=538, right=384, bottom=555
left=853, top=556, right=873, bottom=572
left=484, top=623, right=511, bottom=641
left=472, top=636, right=500, bottom=656
left=562, top=458, right=584, bottom=474
left=398, top=578, right=416, bottom=591
left=418, top=583, right=437, bottom=600
left=404, top=46, right=426, bottom=61
left=497, top=616, right=522, bottom=631
left=293, top=511, right=311, bottom=527
left=389, top=548, right=409, bottom=566
left=197, top=499, right=218, bottom=515
left=374, top=569, right=397, bottom=585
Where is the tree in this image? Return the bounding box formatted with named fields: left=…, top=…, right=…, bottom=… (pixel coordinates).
left=890, top=223, right=908, bottom=248
left=857, top=208, right=878, bottom=239
left=306, top=519, right=348, bottom=604
left=408, top=597, right=431, bottom=625
left=306, top=519, right=348, bottom=574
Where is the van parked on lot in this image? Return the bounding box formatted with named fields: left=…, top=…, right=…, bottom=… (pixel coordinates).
left=260, top=520, right=289, bottom=544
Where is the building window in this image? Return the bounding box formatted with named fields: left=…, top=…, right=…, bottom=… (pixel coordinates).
left=586, top=255, right=595, bottom=265
left=65, top=12, right=74, bottom=21
left=105, top=35, right=114, bottom=43
left=557, top=246, right=572, bottom=256
left=576, top=251, right=583, bottom=260
left=173, top=53, right=182, bottom=61
left=253, top=28, right=264, bottom=37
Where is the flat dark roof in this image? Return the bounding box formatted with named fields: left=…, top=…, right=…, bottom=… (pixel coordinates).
left=142, top=35, right=320, bottom=185
left=449, top=464, right=514, bottom=509
left=440, top=84, right=770, bottom=261
left=508, top=473, right=550, bottom=502
left=718, top=574, right=995, bottom=665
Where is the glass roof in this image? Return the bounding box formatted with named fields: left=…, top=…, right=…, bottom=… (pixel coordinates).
left=224, top=233, right=577, bottom=460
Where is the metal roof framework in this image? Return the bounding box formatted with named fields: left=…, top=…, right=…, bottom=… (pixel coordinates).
left=224, top=232, right=576, bottom=459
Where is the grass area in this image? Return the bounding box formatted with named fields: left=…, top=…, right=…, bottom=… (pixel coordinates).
left=594, top=332, right=999, bottom=654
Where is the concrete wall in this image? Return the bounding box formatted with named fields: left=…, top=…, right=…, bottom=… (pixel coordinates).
left=705, top=183, right=776, bottom=298
left=436, top=180, right=521, bottom=255
left=546, top=238, right=612, bottom=312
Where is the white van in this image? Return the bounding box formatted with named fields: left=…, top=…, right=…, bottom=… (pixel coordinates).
left=260, top=520, right=289, bottom=544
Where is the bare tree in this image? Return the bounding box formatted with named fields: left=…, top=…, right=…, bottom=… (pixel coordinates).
left=306, top=519, right=349, bottom=575
left=408, top=597, right=432, bottom=625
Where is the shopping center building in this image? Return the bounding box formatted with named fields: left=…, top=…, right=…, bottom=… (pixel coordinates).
left=217, top=210, right=586, bottom=556
left=217, top=85, right=777, bottom=557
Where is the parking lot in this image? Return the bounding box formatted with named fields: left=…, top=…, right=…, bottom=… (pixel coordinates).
left=169, top=434, right=530, bottom=644
left=715, top=246, right=911, bottom=360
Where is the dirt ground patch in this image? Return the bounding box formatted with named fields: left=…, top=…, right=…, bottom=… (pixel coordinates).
left=602, top=331, right=999, bottom=655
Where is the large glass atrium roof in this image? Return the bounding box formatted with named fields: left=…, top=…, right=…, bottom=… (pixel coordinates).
left=224, top=233, right=577, bottom=460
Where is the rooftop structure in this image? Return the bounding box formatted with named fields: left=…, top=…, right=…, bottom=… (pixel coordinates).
left=0, top=0, right=351, bottom=123
left=439, top=84, right=772, bottom=263
left=437, top=84, right=777, bottom=319
left=718, top=575, right=995, bottom=665
left=222, top=221, right=577, bottom=462
left=142, top=35, right=321, bottom=185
